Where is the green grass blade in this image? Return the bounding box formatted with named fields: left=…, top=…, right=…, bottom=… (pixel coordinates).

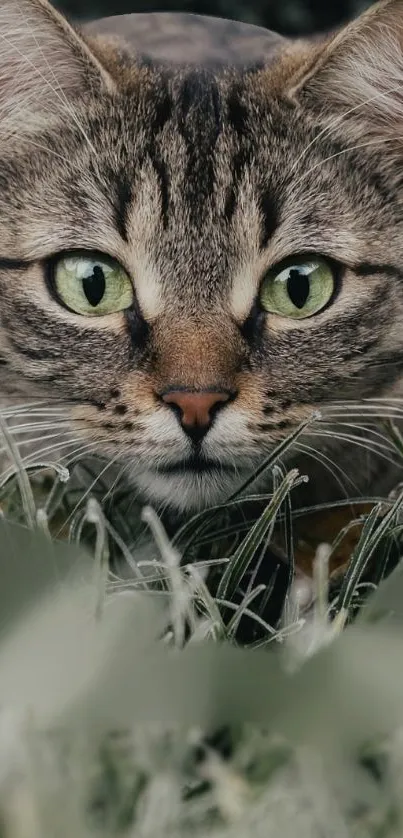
left=335, top=488, right=403, bottom=618
left=0, top=412, right=37, bottom=529
left=226, top=412, right=318, bottom=503
left=217, top=469, right=302, bottom=601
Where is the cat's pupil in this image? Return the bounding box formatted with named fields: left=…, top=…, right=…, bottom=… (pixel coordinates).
left=286, top=268, right=310, bottom=309
left=82, top=265, right=106, bottom=307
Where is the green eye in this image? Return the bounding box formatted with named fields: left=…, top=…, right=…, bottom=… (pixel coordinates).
left=52, top=253, right=134, bottom=316
left=260, top=256, right=335, bottom=319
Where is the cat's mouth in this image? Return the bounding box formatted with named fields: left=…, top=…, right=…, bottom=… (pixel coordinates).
left=132, top=454, right=248, bottom=510
left=155, top=456, right=238, bottom=475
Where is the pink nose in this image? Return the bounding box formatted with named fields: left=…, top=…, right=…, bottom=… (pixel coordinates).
left=161, top=390, right=230, bottom=429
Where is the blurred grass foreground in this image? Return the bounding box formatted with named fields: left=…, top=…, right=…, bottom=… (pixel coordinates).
left=2, top=415, right=403, bottom=836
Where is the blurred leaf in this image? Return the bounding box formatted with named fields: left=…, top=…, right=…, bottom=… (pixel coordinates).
left=0, top=519, right=92, bottom=633
left=359, top=557, right=403, bottom=626
left=275, top=626, right=403, bottom=753
left=0, top=520, right=163, bottom=726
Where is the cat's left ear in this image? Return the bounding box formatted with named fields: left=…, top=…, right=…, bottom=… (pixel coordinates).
left=0, top=0, right=114, bottom=137
left=289, top=0, right=403, bottom=131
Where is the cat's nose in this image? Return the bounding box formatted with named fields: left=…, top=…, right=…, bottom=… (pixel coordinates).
left=161, top=390, right=231, bottom=443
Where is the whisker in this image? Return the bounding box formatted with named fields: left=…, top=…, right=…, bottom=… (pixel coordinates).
left=2, top=405, right=67, bottom=413
left=14, top=135, right=71, bottom=162
left=327, top=397, right=403, bottom=408
left=6, top=423, right=71, bottom=435
left=289, top=77, right=403, bottom=174
left=13, top=436, right=85, bottom=463
left=309, top=430, right=398, bottom=468
left=293, top=136, right=397, bottom=190
left=322, top=402, right=403, bottom=418
left=0, top=437, right=94, bottom=486
left=6, top=429, right=71, bottom=449
left=295, top=441, right=357, bottom=497
left=0, top=16, right=97, bottom=155
left=323, top=405, right=403, bottom=413
left=322, top=412, right=403, bottom=423
left=101, top=460, right=132, bottom=504
left=58, top=442, right=101, bottom=465
left=55, top=453, right=122, bottom=537
left=318, top=421, right=396, bottom=451
left=362, top=397, right=403, bottom=403
left=0, top=404, right=66, bottom=417
left=312, top=427, right=393, bottom=450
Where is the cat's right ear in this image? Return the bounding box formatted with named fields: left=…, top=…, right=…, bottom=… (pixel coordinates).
left=288, top=0, right=403, bottom=134
left=0, top=0, right=114, bottom=138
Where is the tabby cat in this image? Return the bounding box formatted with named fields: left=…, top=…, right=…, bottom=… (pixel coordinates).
left=0, top=0, right=402, bottom=512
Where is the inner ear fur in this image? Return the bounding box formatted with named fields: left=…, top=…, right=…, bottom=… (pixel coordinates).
left=288, top=0, right=403, bottom=131
left=0, top=0, right=114, bottom=138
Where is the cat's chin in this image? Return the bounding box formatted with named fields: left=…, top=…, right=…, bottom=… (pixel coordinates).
left=130, top=467, right=246, bottom=512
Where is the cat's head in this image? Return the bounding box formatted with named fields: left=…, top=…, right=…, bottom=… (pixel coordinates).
left=1, top=0, right=403, bottom=511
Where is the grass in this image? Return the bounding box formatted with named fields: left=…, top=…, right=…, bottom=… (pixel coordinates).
left=1, top=413, right=403, bottom=835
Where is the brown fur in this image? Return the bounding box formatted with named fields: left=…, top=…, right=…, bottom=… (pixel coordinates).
left=1, top=0, right=403, bottom=511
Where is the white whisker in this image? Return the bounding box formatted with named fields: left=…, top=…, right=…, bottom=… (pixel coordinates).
left=309, top=430, right=398, bottom=468
left=327, top=398, right=403, bottom=409
left=292, top=136, right=397, bottom=190
left=8, top=429, right=71, bottom=448
left=363, top=397, right=403, bottom=403
left=323, top=416, right=403, bottom=425
left=319, top=421, right=396, bottom=451
left=322, top=403, right=403, bottom=419
left=0, top=436, right=94, bottom=485
left=15, top=135, right=71, bottom=162
left=6, top=422, right=71, bottom=435
left=0, top=404, right=66, bottom=417
left=101, top=460, right=132, bottom=504
left=59, top=442, right=101, bottom=464
left=55, top=453, right=121, bottom=537
left=295, top=441, right=357, bottom=497
left=289, top=76, right=403, bottom=174
left=16, top=436, right=84, bottom=462
left=0, top=15, right=97, bottom=155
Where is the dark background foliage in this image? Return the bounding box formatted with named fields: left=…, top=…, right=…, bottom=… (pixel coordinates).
left=56, top=0, right=374, bottom=37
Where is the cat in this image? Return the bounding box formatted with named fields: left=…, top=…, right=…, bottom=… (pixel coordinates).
left=0, top=0, right=403, bottom=513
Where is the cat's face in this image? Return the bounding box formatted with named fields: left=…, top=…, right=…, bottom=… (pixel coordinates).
left=1, top=0, right=403, bottom=511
